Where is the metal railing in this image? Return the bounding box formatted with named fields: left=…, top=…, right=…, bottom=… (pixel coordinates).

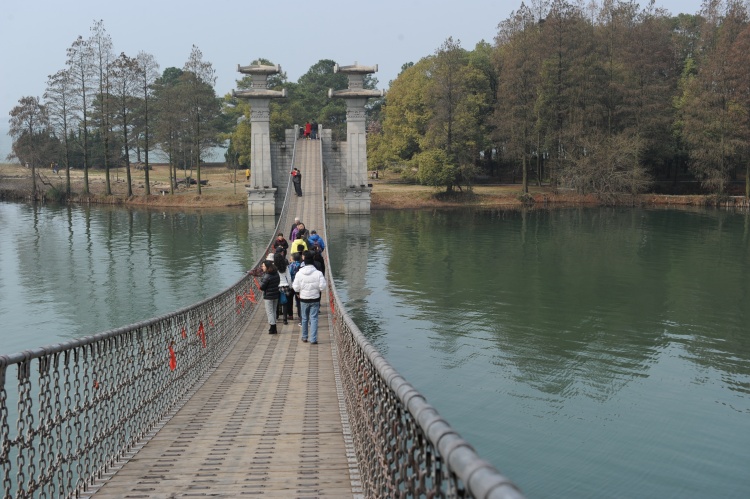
left=0, top=275, right=260, bottom=498
left=315, top=137, right=524, bottom=499
left=1, top=135, right=524, bottom=498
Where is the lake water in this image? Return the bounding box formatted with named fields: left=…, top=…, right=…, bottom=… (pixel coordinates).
left=0, top=202, right=274, bottom=354
left=2, top=202, right=749, bottom=498
left=327, top=208, right=750, bottom=498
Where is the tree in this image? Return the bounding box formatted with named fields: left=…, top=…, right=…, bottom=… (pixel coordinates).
left=66, top=35, right=94, bottom=194
left=135, top=51, right=160, bottom=195
left=183, top=45, right=220, bottom=195
left=45, top=69, right=76, bottom=195
left=89, top=20, right=115, bottom=194
left=110, top=52, right=140, bottom=196
left=680, top=0, right=748, bottom=195
left=495, top=4, right=542, bottom=192
left=7, top=96, right=50, bottom=199
left=368, top=58, right=432, bottom=173
left=152, top=67, right=188, bottom=193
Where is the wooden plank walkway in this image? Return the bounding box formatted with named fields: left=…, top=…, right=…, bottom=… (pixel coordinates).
left=87, top=139, right=361, bottom=498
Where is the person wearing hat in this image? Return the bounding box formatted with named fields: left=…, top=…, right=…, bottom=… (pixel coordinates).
left=292, top=251, right=327, bottom=344
left=259, top=253, right=281, bottom=334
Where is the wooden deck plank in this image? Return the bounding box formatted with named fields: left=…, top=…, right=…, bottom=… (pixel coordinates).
left=87, top=140, right=360, bottom=498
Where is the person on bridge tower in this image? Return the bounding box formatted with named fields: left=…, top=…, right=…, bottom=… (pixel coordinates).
left=259, top=255, right=281, bottom=334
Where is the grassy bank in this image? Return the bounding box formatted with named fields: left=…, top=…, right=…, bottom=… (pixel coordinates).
left=2, top=162, right=747, bottom=210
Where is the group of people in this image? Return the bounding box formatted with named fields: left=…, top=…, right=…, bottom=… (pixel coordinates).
left=303, top=120, right=318, bottom=140
left=258, top=216, right=327, bottom=344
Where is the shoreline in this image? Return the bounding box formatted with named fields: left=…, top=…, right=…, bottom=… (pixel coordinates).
left=2, top=163, right=749, bottom=210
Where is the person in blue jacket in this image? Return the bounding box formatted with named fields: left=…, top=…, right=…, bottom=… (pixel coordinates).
left=307, top=229, right=325, bottom=253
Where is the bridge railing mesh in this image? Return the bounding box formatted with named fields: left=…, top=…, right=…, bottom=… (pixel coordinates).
left=0, top=274, right=262, bottom=498
left=0, top=164, right=297, bottom=498
left=315, top=138, right=523, bottom=498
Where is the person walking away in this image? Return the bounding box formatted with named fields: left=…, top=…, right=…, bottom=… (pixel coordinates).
left=245, top=168, right=250, bottom=182
left=307, top=229, right=325, bottom=253
left=291, top=230, right=308, bottom=256
left=274, top=253, right=293, bottom=325
left=259, top=255, right=281, bottom=334
left=304, top=121, right=312, bottom=140
left=273, top=232, right=289, bottom=257
left=291, top=168, right=302, bottom=196
left=288, top=252, right=302, bottom=322
left=289, top=217, right=301, bottom=240
left=292, top=251, right=327, bottom=344
left=311, top=120, right=318, bottom=140
left=312, top=251, right=326, bottom=275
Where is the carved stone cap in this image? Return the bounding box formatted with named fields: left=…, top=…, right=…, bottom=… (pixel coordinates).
left=233, top=88, right=287, bottom=99
left=237, top=63, right=281, bottom=75
left=328, top=88, right=385, bottom=99
left=334, top=63, right=378, bottom=75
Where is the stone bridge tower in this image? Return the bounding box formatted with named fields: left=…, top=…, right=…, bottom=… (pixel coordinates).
left=327, top=63, right=384, bottom=215
left=233, top=63, right=286, bottom=216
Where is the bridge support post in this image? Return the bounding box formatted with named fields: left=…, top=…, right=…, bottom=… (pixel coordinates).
left=329, top=64, right=384, bottom=215
left=234, top=63, right=286, bottom=216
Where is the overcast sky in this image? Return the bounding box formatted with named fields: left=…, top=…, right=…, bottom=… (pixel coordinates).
left=1, top=0, right=705, bottom=160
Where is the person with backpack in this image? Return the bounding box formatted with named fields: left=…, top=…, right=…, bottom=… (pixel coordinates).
left=274, top=253, right=293, bottom=325
left=307, top=229, right=325, bottom=254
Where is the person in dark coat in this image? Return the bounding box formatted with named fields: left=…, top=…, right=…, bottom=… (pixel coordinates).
left=291, top=168, right=302, bottom=196
left=259, top=256, right=280, bottom=334
left=272, top=232, right=289, bottom=257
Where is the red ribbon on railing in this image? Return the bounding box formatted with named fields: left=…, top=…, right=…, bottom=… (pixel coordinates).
left=247, top=288, right=257, bottom=304
left=181, top=326, right=187, bottom=339
left=197, top=321, right=206, bottom=348
left=168, top=342, right=177, bottom=371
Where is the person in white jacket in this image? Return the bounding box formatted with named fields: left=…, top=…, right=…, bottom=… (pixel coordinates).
left=292, top=251, right=327, bottom=344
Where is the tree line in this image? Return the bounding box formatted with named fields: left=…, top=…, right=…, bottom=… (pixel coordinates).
left=8, top=21, right=229, bottom=198
left=9, top=1, right=750, bottom=202
left=5, top=19, right=377, bottom=200
left=369, top=0, right=750, bottom=200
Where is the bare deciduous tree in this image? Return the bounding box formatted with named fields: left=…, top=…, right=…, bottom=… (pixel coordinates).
left=45, top=69, right=76, bottom=195
left=7, top=96, right=49, bottom=199
left=135, top=51, right=160, bottom=195
left=66, top=35, right=94, bottom=194
left=111, top=53, right=141, bottom=196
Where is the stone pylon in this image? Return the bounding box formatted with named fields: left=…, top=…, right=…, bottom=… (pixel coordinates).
left=329, top=63, right=385, bottom=215
left=233, top=63, right=286, bottom=216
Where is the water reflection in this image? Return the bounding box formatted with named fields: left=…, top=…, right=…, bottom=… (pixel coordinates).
left=329, top=207, right=750, bottom=497
left=0, top=202, right=271, bottom=354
